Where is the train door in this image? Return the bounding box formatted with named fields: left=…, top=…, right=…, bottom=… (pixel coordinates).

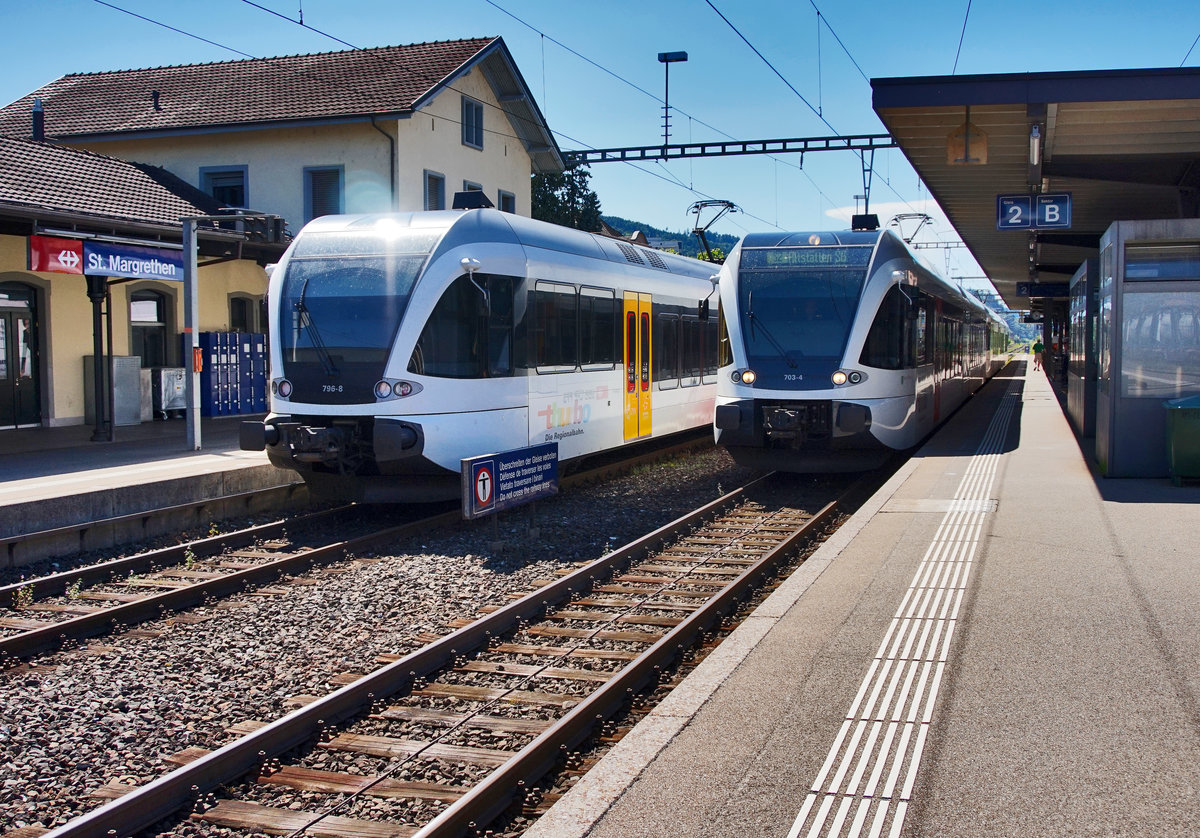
left=0, top=284, right=41, bottom=429
left=623, top=292, right=652, bottom=441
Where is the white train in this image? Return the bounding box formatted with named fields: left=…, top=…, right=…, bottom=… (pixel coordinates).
left=713, top=227, right=1009, bottom=471
left=240, top=208, right=721, bottom=502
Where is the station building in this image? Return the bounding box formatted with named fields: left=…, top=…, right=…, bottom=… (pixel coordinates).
left=0, top=37, right=562, bottom=235
left=0, top=36, right=561, bottom=435
left=0, top=136, right=283, bottom=430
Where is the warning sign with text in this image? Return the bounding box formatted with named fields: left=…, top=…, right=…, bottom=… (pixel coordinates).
left=461, top=442, right=559, bottom=520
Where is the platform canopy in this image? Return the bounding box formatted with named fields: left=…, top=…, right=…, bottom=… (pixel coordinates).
left=873, top=67, right=1200, bottom=308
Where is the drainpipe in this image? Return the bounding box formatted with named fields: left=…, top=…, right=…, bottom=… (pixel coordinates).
left=370, top=116, right=397, bottom=209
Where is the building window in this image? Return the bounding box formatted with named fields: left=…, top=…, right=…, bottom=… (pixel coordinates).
left=463, top=181, right=483, bottom=193
left=462, top=96, right=484, bottom=149
left=424, top=170, right=446, bottom=210
left=130, top=289, right=171, bottom=368
left=200, top=166, right=247, bottom=208
left=304, top=166, right=344, bottom=223
left=230, top=295, right=264, bottom=333
left=498, top=190, right=516, bottom=213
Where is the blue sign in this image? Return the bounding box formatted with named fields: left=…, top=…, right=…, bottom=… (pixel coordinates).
left=84, top=241, right=184, bottom=281
left=1036, top=193, right=1072, bottom=228
left=997, top=195, right=1033, bottom=229
left=997, top=193, right=1072, bottom=230
left=461, top=442, right=559, bottom=520
left=1016, top=282, right=1070, bottom=298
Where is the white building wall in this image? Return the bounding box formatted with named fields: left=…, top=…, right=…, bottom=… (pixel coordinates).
left=398, top=66, right=533, bottom=214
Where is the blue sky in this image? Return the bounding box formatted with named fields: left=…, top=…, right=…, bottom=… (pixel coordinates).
left=3, top=0, right=1200, bottom=295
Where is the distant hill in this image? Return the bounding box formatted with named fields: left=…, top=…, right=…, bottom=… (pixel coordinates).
left=602, top=215, right=740, bottom=260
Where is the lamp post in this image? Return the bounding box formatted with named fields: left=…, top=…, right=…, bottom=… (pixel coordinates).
left=658, top=51, right=688, bottom=149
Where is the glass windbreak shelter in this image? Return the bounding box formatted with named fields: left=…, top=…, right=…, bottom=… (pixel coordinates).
left=1066, top=259, right=1098, bottom=438
left=1096, top=219, right=1200, bottom=477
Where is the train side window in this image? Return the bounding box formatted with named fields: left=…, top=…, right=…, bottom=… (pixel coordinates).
left=408, top=273, right=516, bottom=378
left=579, top=287, right=617, bottom=369
left=718, top=308, right=732, bottom=368
left=532, top=281, right=578, bottom=372
left=656, top=313, right=679, bottom=389
left=915, top=303, right=929, bottom=365
left=860, top=285, right=908, bottom=370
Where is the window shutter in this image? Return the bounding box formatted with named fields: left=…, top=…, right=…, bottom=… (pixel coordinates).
left=308, top=169, right=342, bottom=219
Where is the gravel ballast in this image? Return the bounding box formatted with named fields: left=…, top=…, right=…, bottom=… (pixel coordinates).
left=0, top=448, right=759, bottom=834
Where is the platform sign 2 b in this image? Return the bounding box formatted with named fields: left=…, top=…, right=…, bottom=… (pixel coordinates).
left=461, top=442, right=559, bottom=520
left=996, top=193, right=1072, bottom=230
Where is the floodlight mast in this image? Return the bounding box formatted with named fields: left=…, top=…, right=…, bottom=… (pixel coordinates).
left=658, top=51, right=688, bottom=149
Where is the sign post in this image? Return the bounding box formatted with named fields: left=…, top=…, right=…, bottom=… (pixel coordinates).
left=182, top=219, right=201, bottom=450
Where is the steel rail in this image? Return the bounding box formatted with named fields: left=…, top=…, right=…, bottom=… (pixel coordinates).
left=0, top=507, right=459, bottom=661
left=411, top=496, right=841, bottom=837
left=1, top=434, right=709, bottom=661
left=38, top=464, right=750, bottom=838
left=0, top=482, right=306, bottom=564
left=0, top=503, right=350, bottom=605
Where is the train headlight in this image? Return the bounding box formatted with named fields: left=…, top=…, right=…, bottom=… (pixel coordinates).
left=736, top=369, right=757, bottom=385
left=373, top=379, right=421, bottom=401
left=831, top=370, right=866, bottom=386
left=274, top=378, right=293, bottom=398
left=831, top=371, right=848, bottom=386
left=848, top=371, right=863, bottom=384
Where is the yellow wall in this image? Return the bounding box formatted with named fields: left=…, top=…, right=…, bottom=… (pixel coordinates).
left=0, top=234, right=267, bottom=426
left=75, top=69, right=534, bottom=234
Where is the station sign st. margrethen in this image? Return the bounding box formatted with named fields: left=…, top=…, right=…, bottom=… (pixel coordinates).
left=29, top=234, right=183, bottom=280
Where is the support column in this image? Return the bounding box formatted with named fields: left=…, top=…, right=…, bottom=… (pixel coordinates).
left=85, top=274, right=108, bottom=442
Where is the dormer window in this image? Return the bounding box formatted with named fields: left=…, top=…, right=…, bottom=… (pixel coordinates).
left=462, top=97, right=484, bottom=149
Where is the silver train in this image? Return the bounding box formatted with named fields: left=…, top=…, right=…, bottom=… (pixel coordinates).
left=713, top=228, right=1008, bottom=471
left=240, top=208, right=721, bottom=502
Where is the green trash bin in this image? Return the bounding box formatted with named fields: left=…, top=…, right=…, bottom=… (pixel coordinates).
left=1164, top=395, right=1200, bottom=486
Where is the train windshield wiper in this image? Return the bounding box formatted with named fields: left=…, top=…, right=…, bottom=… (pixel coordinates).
left=294, top=277, right=339, bottom=376
left=747, top=290, right=799, bottom=368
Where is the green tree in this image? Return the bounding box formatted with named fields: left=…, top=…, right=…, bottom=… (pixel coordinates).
left=532, top=166, right=602, bottom=231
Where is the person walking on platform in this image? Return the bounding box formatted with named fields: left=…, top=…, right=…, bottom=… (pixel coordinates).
left=1032, top=338, right=1045, bottom=371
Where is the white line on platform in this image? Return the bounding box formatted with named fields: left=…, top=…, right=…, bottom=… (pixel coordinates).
left=785, top=378, right=1021, bottom=838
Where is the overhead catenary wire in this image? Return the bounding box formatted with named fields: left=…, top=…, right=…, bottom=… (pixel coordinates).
left=952, top=0, right=973, bottom=74
left=90, top=0, right=785, bottom=229
left=93, top=0, right=256, bottom=59
left=484, top=0, right=834, bottom=218
left=703, top=0, right=920, bottom=215
left=1182, top=30, right=1200, bottom=65
left=250, top=0, right=785, bottom=230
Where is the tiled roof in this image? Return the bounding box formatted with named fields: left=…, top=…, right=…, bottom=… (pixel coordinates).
left=0, top=135, right=224, bottom=227
left=0, top=38, right=497, bottom=138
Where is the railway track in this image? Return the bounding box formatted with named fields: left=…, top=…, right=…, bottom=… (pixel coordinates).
left=0, top=434, right=711, bottom=664
left=37, top=471, right=862, bottom=838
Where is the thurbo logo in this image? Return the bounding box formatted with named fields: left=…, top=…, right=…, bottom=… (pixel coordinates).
left=537, top=398, right=591, bottom=429
left=535, top=386, right=607, bottom=431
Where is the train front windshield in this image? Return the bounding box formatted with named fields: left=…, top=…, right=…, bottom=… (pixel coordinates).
left=278, top=229, right=438, bottom=370
left=736, top=245, right=872, bottom=374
